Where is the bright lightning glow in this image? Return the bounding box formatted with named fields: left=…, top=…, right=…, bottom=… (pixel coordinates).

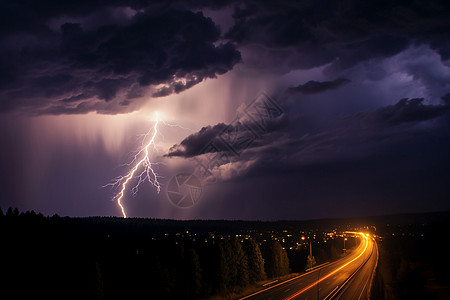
left=103, top=111, right=194, bottom=217
left=104, top=112, right=162, bottom=218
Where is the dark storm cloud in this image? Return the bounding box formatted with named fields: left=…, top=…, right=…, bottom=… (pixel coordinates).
left=225, top=0, right=450, bottom=72
left=0, top=1, right=241, bottom=114
left=167, top=123, right=228, bottom=157
left=166, top=112, right=289, bottom=158
left=221, top=98, right=450, bottom=220
left=0, top=0, right=178, bottom=35
left=286, top=78, right=350, bottom=95
left=168, top=95, right=450, bottom=183
left=362, top=98, right=450, bottom=125
left=256, top=96, right=450, bottom=167
left=168, top=96, right=450, bottom=159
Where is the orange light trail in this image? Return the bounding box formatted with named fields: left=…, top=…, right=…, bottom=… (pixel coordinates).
left=285, top=233, right=369, bottom=300
left=104, top=112, right=161, bottom=218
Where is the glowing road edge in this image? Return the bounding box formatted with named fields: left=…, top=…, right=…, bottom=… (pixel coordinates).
left=285, top=233, right=369, bottom=300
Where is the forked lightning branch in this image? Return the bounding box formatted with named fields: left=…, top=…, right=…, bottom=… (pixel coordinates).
left=103, top=112, right=163, bottom=218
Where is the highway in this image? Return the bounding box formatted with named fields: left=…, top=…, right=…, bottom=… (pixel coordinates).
left=239, top=232, right=378, bottom=300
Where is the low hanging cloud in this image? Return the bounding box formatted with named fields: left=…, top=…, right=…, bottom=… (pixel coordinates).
left=286, top=77, right=350, bottom=95
left=0, top=4, right=241, bottom=114
left=165, top=113, right=289, bottom=158
left=168, top=96, right=450, bottom=159
left=167, top=94, right=450, bottom=182
left=364, top=97, right=450, bottom=125
left=166, top=123, right=229, bottom=158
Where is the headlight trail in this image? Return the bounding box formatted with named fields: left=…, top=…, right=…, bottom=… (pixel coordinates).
left=285, top=232, right=369, bottom=300
left=103, top=112, right=162, bottom=218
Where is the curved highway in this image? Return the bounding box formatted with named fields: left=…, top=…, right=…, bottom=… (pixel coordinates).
left=239, top=232, right=378, bottom=300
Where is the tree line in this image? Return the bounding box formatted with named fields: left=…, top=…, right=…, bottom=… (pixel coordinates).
left=0, top=208, right=291, bottom=299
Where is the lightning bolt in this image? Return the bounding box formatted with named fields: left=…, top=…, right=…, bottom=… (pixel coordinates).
left=104, top=112, right=162, bottom=218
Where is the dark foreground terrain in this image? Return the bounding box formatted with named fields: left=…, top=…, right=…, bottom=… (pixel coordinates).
left=0, top=208, right=449, bottom=299
left=371, top=213, right=450, bottom=299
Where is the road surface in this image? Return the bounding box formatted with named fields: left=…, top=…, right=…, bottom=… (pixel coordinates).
left=239, top=232, right=378, bottom=300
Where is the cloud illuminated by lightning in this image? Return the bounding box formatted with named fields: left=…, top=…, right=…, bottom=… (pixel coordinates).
left=104, top=112, right=162, bottom=218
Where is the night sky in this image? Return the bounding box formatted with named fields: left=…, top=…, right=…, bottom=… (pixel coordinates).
left=1, top=0, right=450, bottom=219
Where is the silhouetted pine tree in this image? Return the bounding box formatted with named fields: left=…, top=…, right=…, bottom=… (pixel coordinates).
left=6, top=207, right=14, bottom=217
left=243, top=239, right=266, bottom=284
left=186, top=248, right=202, bottom=298
left=231, top=238, right=250, bottom=289
left=94, top=262, right=104, bottom=300
left=262, top=241, right=290, bottom=278
left=217, top=239, right=234, bottom=293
